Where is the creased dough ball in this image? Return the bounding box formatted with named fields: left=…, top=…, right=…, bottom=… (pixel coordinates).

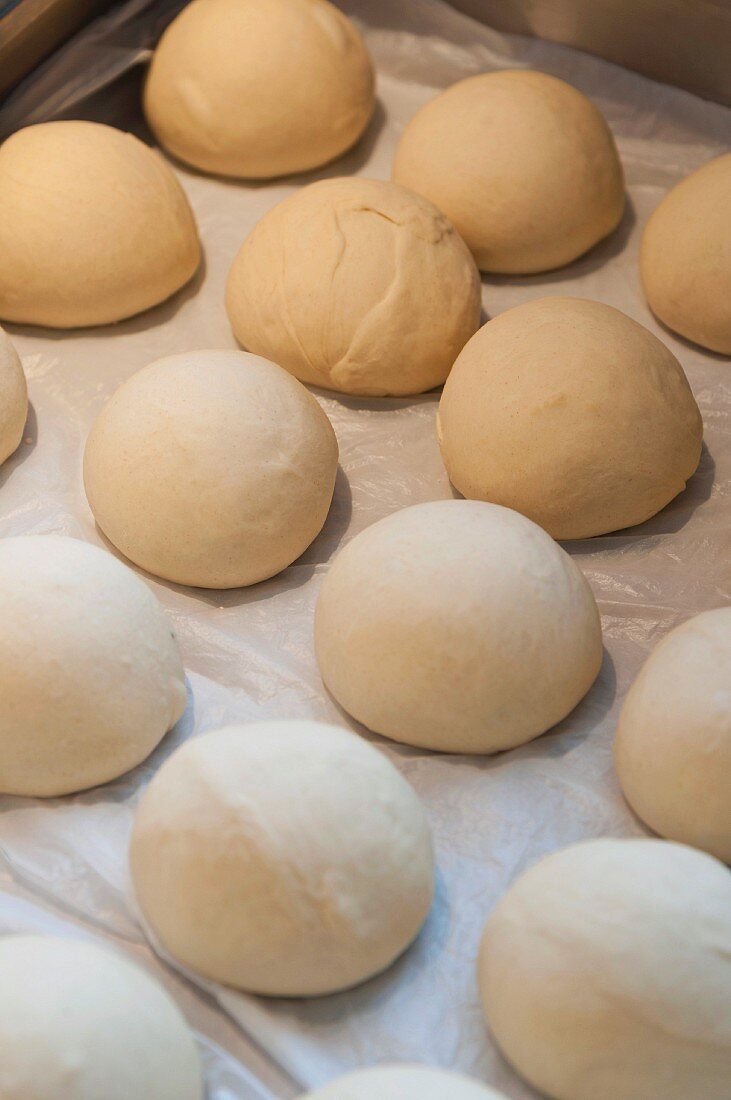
left=478, top=839, right=731, bottom=1100
left=84, top=350, right=338, bottom=588
left=0, top=935, right=201, bottom=1100
left=392, top=70, right=624, bottom=274
left=438, top=298, right=703, bottom=539
left=0, top=326, right=27, bottom=464
left=0, top=535, right=186, bottom=797
left=0, top=121, right=200, bottom=328
left=614, top=608, right=731, bottom=862
left=144, top=0, right=374, bottom=179
left=641, top=154, right=731, bottom=354
left=130, top=721, right=434, bottom=996
left=304, top=1065, right=508, bottom=1099
left=315, top=501, right=602, bottom=754
left=226, top=178, right=481, bottom=396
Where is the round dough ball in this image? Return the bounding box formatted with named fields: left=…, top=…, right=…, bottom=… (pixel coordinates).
left=0, top=535, right=186, bottom=797
left=0, top=935, right=201, bottom=1100
left=640, top=154, right=731, bottom=354
left=304, top=1065, right=507, bottom=1099
left=130, top=721, right=434, bottom=996
left=478, top=838, right=731, bottom=1100
left=0, top=326, right=27, bottom=464
left=84, top=350, right=338, bottom=588
left=614, top=608, right=731, bottom=862
left=315, top=500, right=602, bottom=754
left=226, top=178, right=481, bottom=396
left=0, top=121, right=200, bottom=328
left=144, top=0, right=374, bottom=179
left=392, top=70, right=624, bottom=274
left=437, top=297, right=703, bottom=540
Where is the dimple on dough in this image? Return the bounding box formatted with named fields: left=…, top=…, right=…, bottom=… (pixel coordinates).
left=0, top=326, right=27, bottom=464
left=226, top=177, right=481, bottom=396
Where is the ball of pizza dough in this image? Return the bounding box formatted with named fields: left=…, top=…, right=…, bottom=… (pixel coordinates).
left=640, top=154, right=731, bottom=354
left=84, top=350, right=338, bottom=588
left=0, top=935, right=201, bottom=1100
left=437, top=297, right=703, bottom=539
left=614, top=608, right=731, bottom=862
left=130, top=721, right=434, bottom=996
left=0, top=121, right=200, bottom=328
left=0, top=535, right=186, bottom=797
left=144, top=0, right=374, bottom=179
left=315, top=500, right=602, bottom=754
left=0, top=326, right=27, bottom=464
left=226, top=177, right=481, bottom=396
left=478, top=839, right=731, bottom=1100
left=303, top=1065, right=508, bottom=1099
left=392, top=70, right=624, bottom=274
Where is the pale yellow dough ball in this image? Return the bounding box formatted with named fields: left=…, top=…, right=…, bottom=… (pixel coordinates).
left=393, top=69, right=624, bottom=274
left=0, top=121, right=200, bottom=328
left=144, top=0, right=374, bottom=179
left=641, top=154, right=731, bottom=354
left=437, top=297, right=703, bottom=539
left=614, top=607, right=731, bottom=863
left=0, top=326, right=27, bottom=464
left=303, top=1065, right=508, bottom=1099
left=84, top=350, right=338, bottom=589
left=130, top=721, right=434, bottom=996
left=226, top=177, right=481, bottom=396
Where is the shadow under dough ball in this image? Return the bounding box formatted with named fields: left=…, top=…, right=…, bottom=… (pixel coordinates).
left=143, top=0, right=375, bottom=179
left=225, top=177, right=481, bottom=396
left=437, top=297, right=703, bottom=540
left=129, top=721, right=434, bottom=996
left=614, top=607, right=731, bottom=863
left=640, top=153, right=731, bottom=355
left=315, top=499, right=602, bottom=753
left=0, top=326, right=28, bottom=465
left=392, top=69, right=624, bottom=274
left=478, top=839, right=731, bottom=1100
left=83, top=350, right=338, bottom=589
left=303, top=1066, right=508, bottom=1099
left=0, top=121, right=200, bottom=328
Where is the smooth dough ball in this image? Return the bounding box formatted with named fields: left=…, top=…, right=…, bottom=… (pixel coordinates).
left=303, top=1065, right=508, bottom=1099
left=226, top=178, right=481, bottom=396
left=392, top=70, right=624, bottom=274
left=84, top=350, right=338, bottom=588
left=144, top=0, right=374, bottom=179
left=640, top=154, right=731, bottom=354
left=130, top=721, right=434, bottom=996
left=0, top=535, right=186, bottom=797
left=315, top=500, right=602, bottom=754
left=614, top=608, right=731, bottom=862
left=0, top=121, right=200, bottom=328
left=0, top=935, right=201, bottom=1100
left=478, top=839, right=731, bottom=1100
left=438, top=297, right=703, bottom=540
left=0, top=326, right=27, bottom=464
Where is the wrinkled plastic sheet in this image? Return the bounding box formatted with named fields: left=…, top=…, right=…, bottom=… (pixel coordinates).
left=0, top=2, right=729, bottom=1098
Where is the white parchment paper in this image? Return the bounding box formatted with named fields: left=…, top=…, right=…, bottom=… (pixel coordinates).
left=0, top=2, right=729, bottom=1097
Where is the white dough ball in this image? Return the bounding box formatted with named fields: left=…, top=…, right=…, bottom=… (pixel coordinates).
left=0, top=326, right=27, bottom=464
left=130, top=721, right=434, bottom=996
left=438, top=297, right=703, bottom=539
left=226, top=177, right=481, bottom=396
left=0, top=122, right=200, bottom=328
left=144, top=0, right=374, bottom=179
left=315, top=501, right=602, bottom=754
left=303, top=1065, right=508, bottom=1099
left=641, top=154, right=731, bottom=354
left=392, top=70, right=624, bottom=274
left=614, top=608, right=731, bottom=862
left=0, top=536, right=186, bottom=797
left=478, top=839, right=731, bottom=1100
left=0, top=935, right=201, bottom=1100
left=84, top=350, right=338, bottom=588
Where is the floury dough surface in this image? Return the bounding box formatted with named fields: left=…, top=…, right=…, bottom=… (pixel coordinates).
left=0, top=1, right=729, bottom=1098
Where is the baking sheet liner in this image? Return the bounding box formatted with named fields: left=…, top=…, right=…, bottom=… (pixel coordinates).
left=0, top=1, right=729, bottom=1097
